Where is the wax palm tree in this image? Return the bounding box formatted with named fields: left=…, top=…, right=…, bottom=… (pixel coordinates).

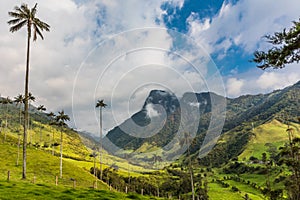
left=180, top=132, right=195, bottom=200
left=1, top=97, right=13, bottom=128
left=14, top=94, right=24, bottom=166
left=0, top=97, right=13, bottom=142
left=14, top=94, right=24, bottom=125
left=90, top=149, right=98, bottom=188
left=8, top=3, right=50, bottom=179
left=37, top=105, right=46, bottom=142
left=96, top=99, right=107, bottom=180
left=25, top=92, right=35, bottom=144
left=37, top=105, right=46, bottom=112
left=0, top=98, right=5, bottom=139
left=0, top=96, right=2, bottom=134
left=55, top=110, right=70, bottom=178
left=47, top=112, right=56, bottom=155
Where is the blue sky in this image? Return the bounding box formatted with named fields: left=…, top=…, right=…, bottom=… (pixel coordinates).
left=161, top=0, right=252, bottom=76
left=161, top=0, right=297, bottom=76
left=0, top=0, right=299, bottom=134
left=162, top=0, right=226, bottom=33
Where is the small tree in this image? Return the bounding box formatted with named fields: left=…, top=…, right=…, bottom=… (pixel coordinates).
left=278, top=125, right=300, bottom=200
left=262, top=152, right=267, bottom=163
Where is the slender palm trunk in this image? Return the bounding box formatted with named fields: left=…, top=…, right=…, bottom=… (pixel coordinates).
left=17, top=134, right=21, bottom=166
left=5, top=104, right=8, bottom=128
left=28, top=111, right=31, bottom=144
left=39, top=124, right=42, bottom=143
left=99, top=107, right=103, bottom=180
left=39, top=111, right=42, bottom=143
left=52, top=129, right=55, bottom=155
left=60, top=129, right=63, bottom=178
left=93, top=156, right=96, bottom=177
left=4, top=104, right=9, bottom=142
left=94, top=155, right=97, bottom=189
left=187, top=141, right=195, bottom=200
left=23, top=24, right=31, bottom=180
left=16, top=105, right=22, bottom=166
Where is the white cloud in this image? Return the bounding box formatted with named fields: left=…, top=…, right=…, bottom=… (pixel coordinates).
left=256, top=69, right=300, bottom=90
left=226, top=78, right=244, bottom=97
left=0, top=0, right=182, bottom=134
left=186, top=0, right=300, bottom=98
left=1, top=0, right=298, bottom=137
left=146, top=103, right=160, bottom=118
left=187, top=0, right=300, bottom=54
left=224, top=64, right=300, bottom=97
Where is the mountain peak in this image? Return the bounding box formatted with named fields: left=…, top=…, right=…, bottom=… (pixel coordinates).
left=143, top=90, right=180, bottom=114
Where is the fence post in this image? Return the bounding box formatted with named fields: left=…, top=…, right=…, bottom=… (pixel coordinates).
left=7, top=171, right=10, bottom=182
left=32, top=175, right=36, bottom=184
left=55, top=176, right=58, bottom=186
left=93, top=180, right=98, bottom=189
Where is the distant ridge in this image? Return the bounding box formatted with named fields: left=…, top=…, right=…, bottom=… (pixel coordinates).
left=104, top=81, right=300, bottom=166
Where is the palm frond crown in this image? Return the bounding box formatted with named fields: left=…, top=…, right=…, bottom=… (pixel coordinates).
left=8, top=3, right=50, bottom=41
left=96, top=99, right=107, bottom=108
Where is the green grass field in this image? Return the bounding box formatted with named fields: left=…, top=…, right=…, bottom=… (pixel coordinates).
left=208, top=182, right=245, bottom=200
left=0, top=116, right=298, bottom=199
left=0, top=180, right=159, bottom=200
left=0, top=142, right=107, bottom=189
left=239, top=119, right=300, bottom=160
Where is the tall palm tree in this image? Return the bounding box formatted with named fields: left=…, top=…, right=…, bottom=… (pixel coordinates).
left=96, top=99, right=107, bottom=180
left=55, top=110, right=70, bottom=178
left=2, top=97, right=13, bottom=128
left=0, top=97, right=13, bottom=142
left=47, top=112, right=56, bottom=155
left=0, top=98, right=5, bottom=138
left=27, top=92, right=35, bottom=129
left=180, top=132, right=195, bottom=200
left=8, top=3, right=50, bottom=179
left=14, top=94, right=24, bottom=125
left=37, top=105, right=46, bottom=142
left=37, top=105, right=46, bottom=112
left=90, top=149, right=98, bottom=188
left=14, top=94, right=24, bottom=166
left=24, top=92, right=35, bottom=144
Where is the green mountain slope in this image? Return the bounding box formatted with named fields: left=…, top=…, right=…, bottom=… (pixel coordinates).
left=239, top=119, right=300, bottom=160
left=0, top=142, right=107, bottom=189
left=104, top=81, right=300, bottom=167
left=199, top=81, right=300, bottom=166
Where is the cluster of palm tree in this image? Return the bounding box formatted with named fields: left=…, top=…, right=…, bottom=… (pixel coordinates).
left=0, top=92, right=71, bottom=178
left=7, top=3, right=107, bottom=181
